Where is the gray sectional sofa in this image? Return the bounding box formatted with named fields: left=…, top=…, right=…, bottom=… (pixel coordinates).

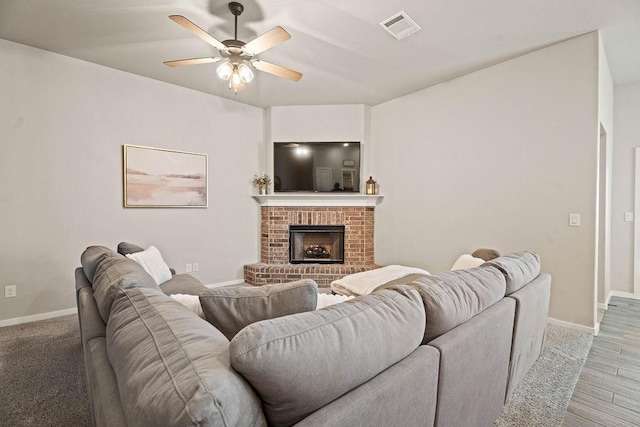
left=75, top=246, right=549, bottom=427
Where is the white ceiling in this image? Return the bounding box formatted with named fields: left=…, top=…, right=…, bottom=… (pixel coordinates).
left=1, top=0, right=639, bottom=108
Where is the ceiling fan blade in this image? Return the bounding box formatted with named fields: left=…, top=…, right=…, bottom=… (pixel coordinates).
left=163, top=57, right=222, bottom=67
left=252, top=60, right=302, bottom=82
left=243, top=26, right=291, bottom=55
left=169, top=15, right=227, bottom=51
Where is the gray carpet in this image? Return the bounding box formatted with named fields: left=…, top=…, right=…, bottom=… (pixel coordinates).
left=495, top=324, right=594, bottom=427
left=0, top=316, right=592, bottom=427
left=0, top=314, right=91, bottom=426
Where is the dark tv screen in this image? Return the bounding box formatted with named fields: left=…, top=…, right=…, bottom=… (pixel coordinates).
left=273, top=142, right=361, bottom=192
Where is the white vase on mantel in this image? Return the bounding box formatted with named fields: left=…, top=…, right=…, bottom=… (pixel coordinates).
left=258, top=185, right=268, bottom=195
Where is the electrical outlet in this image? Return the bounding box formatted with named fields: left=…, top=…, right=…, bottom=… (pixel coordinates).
left=625, top=212, right=634, bottom=222
left=186, top=263, right=193, bottom=273
left=5, top=285, right=16, bottom=298
left=193, top=263, right=199, bottom=272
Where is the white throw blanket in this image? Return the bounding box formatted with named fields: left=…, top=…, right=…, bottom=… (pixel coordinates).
left=170, top=294, right=205, bottom=319
left=316, top=293, right=354, bottom=310
left=330, top=265, right=430, bottom=296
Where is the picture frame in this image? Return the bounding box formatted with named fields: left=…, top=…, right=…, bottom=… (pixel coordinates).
left=123, top=144, right=208, bottom=208
left=343, top=159, right=355, bottom=167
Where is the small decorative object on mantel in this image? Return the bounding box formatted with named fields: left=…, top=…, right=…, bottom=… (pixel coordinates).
left=252, top=173, right=271, bottom=195
left=366, top=176, right=377, bottom=195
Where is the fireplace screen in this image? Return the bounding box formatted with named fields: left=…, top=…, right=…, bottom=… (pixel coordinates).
left=289, top=225, right=345, bottom=264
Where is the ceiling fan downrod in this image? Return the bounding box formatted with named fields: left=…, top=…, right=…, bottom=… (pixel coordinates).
left=228, top=2, right=244, bottom=41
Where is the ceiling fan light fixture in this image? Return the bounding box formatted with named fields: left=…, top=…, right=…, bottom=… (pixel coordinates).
left=216, top=61, right=233, bottom=80
left=238, top=63, right=254, bottom=83
left=231, top=65, right=243, bottom=86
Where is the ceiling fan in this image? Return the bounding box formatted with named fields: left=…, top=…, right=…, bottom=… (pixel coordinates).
left=164, top=2, right=302, bottom=93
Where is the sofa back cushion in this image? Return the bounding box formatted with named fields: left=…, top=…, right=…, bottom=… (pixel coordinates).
left=81, top=245, right=118, bottom=284
left=229, top=287, right=425, bottom=427
left=407, top=266, right=506, bottom=343
left=199, top=279, right=318, bottom=340
left=483, top=251, right=541, bottom=295
left=81, top=246, right=162, bottom=323
left=107, top=286, right=266, bottom=427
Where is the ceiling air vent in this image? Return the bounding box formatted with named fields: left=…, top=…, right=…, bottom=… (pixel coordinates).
left=379, top=11, right=422, bottom=40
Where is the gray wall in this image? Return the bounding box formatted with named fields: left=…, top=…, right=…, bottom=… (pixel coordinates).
left=0, top=39, right=263, bottom=322
left=371, top=33, right=600, bottom=327
left=611, top=81, right=640, bottom=295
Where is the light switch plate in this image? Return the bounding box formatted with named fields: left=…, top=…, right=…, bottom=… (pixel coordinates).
left=569, top=213, right=581, bottom=227
left=186, top=263, right=193, bottom=273
left=625, top=212, right=634, bottom=222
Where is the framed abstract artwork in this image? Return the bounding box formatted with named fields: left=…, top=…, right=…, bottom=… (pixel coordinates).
left=123, top=145, right=208, bottom=208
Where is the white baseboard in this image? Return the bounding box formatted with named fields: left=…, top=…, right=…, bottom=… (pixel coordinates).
left=609, top=290, right=638, bottom=300
left=0, top=279, right=244, bottom=328
left=206, top=279, right=245, bottom=289
left=597, top=303, right=608, bottom=311
left=0, top=307, right=77, bottom=328
left=547, top=317, right=596, bottom=335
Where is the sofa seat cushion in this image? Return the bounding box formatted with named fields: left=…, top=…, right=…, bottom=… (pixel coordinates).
left=229, top=287, right=425, bottom=427
left=407, top=266, right=506, bottom=343
left=107, top=286, right=266, bottom=427
left=82, top=246, right=162, bottom=323
left=199, top=280, right=318, bottom=340
left=160, top=273, right=207, bottom=295
left=483, top=251, right=541, bottom=295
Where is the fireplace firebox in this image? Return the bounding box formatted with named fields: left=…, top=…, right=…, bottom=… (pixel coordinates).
left=289, top=225, right=345, bottom=264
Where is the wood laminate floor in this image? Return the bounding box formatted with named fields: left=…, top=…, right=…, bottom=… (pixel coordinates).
left=563, top=296, right=640, bottom=427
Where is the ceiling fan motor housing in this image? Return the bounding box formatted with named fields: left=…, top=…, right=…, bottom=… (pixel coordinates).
left=228, top=2, right=244, bottom=16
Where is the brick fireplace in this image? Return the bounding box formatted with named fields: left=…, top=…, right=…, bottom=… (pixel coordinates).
left=244, top=195, right=382, bottom=289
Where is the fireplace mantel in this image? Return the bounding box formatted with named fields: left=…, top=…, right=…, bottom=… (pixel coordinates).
left=252, top=193, right=384, bottom=207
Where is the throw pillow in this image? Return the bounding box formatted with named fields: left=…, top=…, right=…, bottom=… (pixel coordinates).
left=451, top=254, right=485, bottom=271
left=471, top=248, right=501, bottom=261
left=117, top=242, right=145, bottom=256
left=199, top=280, right=318, bottom=340
left=125, top=246, right=172, bottom=285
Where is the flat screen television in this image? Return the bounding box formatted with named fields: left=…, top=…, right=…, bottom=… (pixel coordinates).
left=273, top=142, right=361, bottom=192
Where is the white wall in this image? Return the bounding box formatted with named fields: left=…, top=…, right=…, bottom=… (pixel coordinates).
left=371, top=33, right=600, bottom=327
left=0, top=39, right=263, bottom=322
left=596, top=34, right=614, bottom=314
left=611, top=81, right=640, bottom=295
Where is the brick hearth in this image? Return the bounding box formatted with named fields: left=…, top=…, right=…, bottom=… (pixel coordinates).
left=244, top=205, right=379, bottom=288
